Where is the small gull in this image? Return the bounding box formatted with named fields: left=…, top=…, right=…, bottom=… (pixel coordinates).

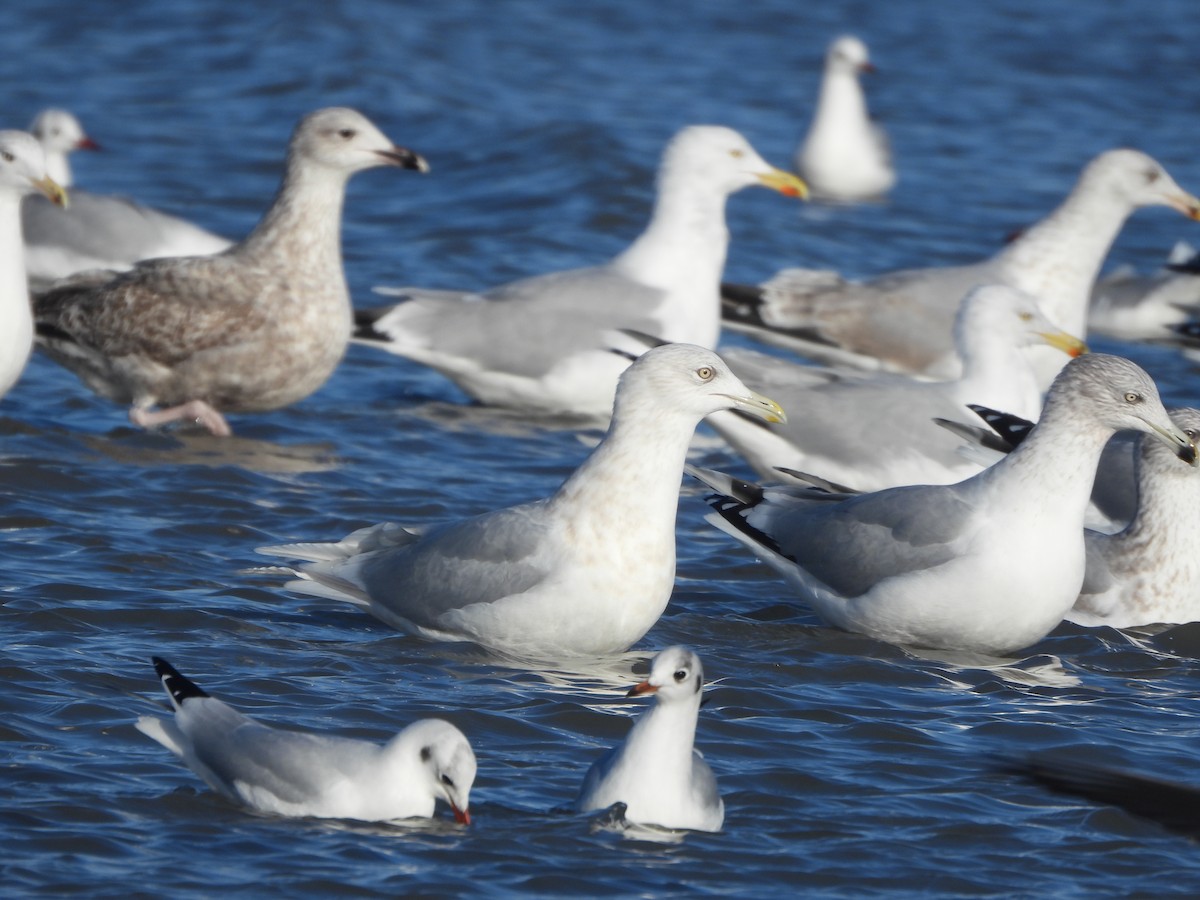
left=722, top=149, right=1200, bottom=379
left=1087, top=241, right=1200, bottom=341
left=258, top=344, right=785, bottom=660
left=794, top=35, right=895, bottom=202
left=693, top=354, right=1196, bottom=656
left=576, top=646, right=723, bottom=833
left=0, top=130, right=67, bottom=400
left=33, top=107, right=427, bottom=436
left=354, top=125, right=807, bottom=418
left=135, top=657, right=475, bottom=824
left=706, top=284, right=1086, bottom=492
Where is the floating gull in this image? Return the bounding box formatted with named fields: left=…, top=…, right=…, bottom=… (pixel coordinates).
left=794, top=35, right=895, bottom=202
left=576, top=646, right=723, bottom=833
left=23, top=108, right=232, bottom=287
left=723, top=150, right=1200, bottom=379
left=34, top=107, right=427, bottom=436
left=259, top=344, right=785, bottom=660
left=706, top=284, right=1085, bottom=492
left=1087, top=241, right=1200, bottom=341
left=136, top=657, right=475, bottom=824
left=0, top=130, right=67, bottom=400
left=693, top=354, right=1196, bottom=655
left=355, top=125, right=807, bottom=418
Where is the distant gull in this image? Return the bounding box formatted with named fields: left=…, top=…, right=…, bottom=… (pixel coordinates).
left=34, top=107, right=428, bottom=436
left=136, top=657, right=475, bottom=824
left=1087, top=241, right=1200, bottom=341
left=794, top=35, right=895, bottom=202
left=693, top=354, right=1196, bottom=656
left=0, top=130, right=67, bottom=400
left=258, top=344, right=785, bottom=660
left=706, top=284, right=1085, bottom=492
left=576, top=646, right=723, bottom=833
left=722, top=149, right=1200, bottom=379
left=355, top=125, right=807, bottom=418
left=23, top=108, right=232, bottom=287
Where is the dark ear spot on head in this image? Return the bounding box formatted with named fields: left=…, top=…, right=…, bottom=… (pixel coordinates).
left=420, top=746, right=432, bottom=762
left=694, top=675, right=702, bottom=694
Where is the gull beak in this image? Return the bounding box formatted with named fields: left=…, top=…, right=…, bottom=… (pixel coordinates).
left=627, top=680, right=658, bottom=698
left=1150, top=421, right=1199, bottom=466
left=757, top=168, right=809, bottom=199
left=450, top=803, right=471, bottom=826
left=376, top=145, right=430, bottom=173
left=1166, top=191, right=1200, bottom=221
left=33, top=175, right=68, bottom=208
left=724, top=389, right=787, bottom=424
left=1038, top=329, right=1088, bottom=358
left=76, top=136, right=102, bottom=152
left=860, top=61, right=878, bottom=75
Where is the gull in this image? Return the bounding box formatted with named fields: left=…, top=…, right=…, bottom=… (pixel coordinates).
left=722, top=149, right=1200, bottom=379
left=23, top=108, right=233, bottom=287
left=0, top=130, right=67, bottom=400
left=354, top=125, right=807, bottom=418
left=33, top=107, right=428, bottom=436
left=706, top=284, right=1086, bottom=492
left=1087, top=241, right=1200, bottom=341
left=692, top=354, right=1196, bottom=656
left=794, top=35, right=895, bottom=202
left=258, top=344, right=785, bottom=660
left=135, top=657, right=475, bottom=824
left=576, top=646, right=723, bottom=832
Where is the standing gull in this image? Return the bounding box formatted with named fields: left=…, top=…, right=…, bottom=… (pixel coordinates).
left=706, top=284, right=1086, bottom=491
left=136, top=657, right=476, bottom=824
left=693, top=354, right=1196, bottom=656
left=258, top=345, right=785, bottom=660
left=723, top=149, right=1200, bottom=379
left=794, top=35, right=895, bottom=202
left=355, top=125, right=806, bottom=418
left=33, top=107, right=427, bottom=436
left=0, top=130, right=67, bottom=400
left=23, top=108, right=233, bottom=287
left=576, top=646, right=723, bottom=833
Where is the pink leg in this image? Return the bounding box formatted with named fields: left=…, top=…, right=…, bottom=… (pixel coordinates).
left=129, top=400, right=233, bottom=437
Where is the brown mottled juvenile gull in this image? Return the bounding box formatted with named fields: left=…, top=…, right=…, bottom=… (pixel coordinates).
left=693, top=354, right=1196, bottom=656
left=33, top=107, right=427, bottom=435
left=723, top=149, right=1200, bottom=379
left=354, top=125, right=807, bottom=418
left=258, top=345, right=785, bottom=661
left=0, top=130, right=67, bottom=399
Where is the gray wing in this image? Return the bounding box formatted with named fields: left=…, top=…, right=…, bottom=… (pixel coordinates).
left=689, top=751, right=722, bottom=814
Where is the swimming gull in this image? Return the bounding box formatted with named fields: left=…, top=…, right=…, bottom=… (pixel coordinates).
left=1087, top=242, right=1200, bottom=341
left=722, top=149, right=1200, bottom=379
left=705, top=284, right=1086, bottom=491
left=135, top=657, right=475, bottom=824
left=258, top=344, right=785, bottom=660
left=794, top=35, right=895, bottom=202
left=692, top=354, right=1196, bottom=655
left=576, top=646, right=723, bottom=832
left=22, top=108, right=232, bottom=287
left=355, top=125, right=807, bottom=418
left=0, top=130, right=67, bottom=400
left=33, top=107, right=427, bottom=436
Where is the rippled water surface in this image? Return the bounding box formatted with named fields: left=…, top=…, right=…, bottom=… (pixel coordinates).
left=7, top=1, right=1200, bottom=896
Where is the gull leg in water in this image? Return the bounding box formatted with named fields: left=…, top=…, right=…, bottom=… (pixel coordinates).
left=128, top=399, right=232, bottom=437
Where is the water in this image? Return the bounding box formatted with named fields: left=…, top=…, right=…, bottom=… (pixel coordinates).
left=5, top=0, right=1200, bottom=895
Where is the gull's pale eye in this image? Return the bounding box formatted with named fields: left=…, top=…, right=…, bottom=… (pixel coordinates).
left=673, top=669, right=687, bottom=682
left=729, top=149, right=744, bottom=159
left=1124, top=391, right=1142, bottom=404
left=1018, top=312, right=1033, bottom=322
left=1186, top=429, right=1197, bottom=440
left=696, top=366, right=715, bottom=381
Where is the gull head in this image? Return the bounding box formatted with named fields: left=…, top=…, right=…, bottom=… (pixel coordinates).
left=0, top=130, right=67, bottom=207
left=615, top=343, right=785, bottom=425
left=290, top=107, right=429, bottom=176
left=392, top=718, right=476, bottom=825
left=627, top=646, right=706, bottom=703
left=1081, top=149, right=1200, bottom=221
left=955, top=285, right=1086, bottom=357
left=1144, top=408, right=1200, bottom=476
left=661, top=125, right=808, bottom=199
left=29, top=108, right=100, bottom=154
left=1049, top=353, right=1198, bottom=466
left=826, top=35, right=874, bottom=76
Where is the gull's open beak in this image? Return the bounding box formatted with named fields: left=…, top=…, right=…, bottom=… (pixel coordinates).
left=627, top=680, right=658, bottom=698
left=1150, top=421, right=1199, bottom=466
left=1038, top=329, right=1088, bottom=358
left=376, top=145, right=430, bottom=173
left=1166, top=191, right=1200, bottom=221
left=33, top=175, right=67, bottom=208
left=757, top=168, right=809, bottom=199
left=724, top=389, right=787, bottom=424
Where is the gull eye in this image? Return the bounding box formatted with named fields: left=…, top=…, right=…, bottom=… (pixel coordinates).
left=0, top=151, right=12, bottom=163
left=338, top=128, right=356, bottom=140
left=440, top=774, right=455, bottom=788
left=1018, top=312, right=1033, bottom=322
left=1124, top=391, right=1142, bottom=404
left=696, top=366, right=715, bottom=382
left=1145, top=168, right=1161, bottom=184
left=1186, top=429, right=1198, bottom=440
left=673, top=669, right=687, bottom=682
left=420, top=746, right=432, bottom=762
left=729, top=149, right=744, bottom=159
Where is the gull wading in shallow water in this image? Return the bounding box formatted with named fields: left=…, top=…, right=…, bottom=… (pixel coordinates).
left=576, top=646, right=724, bottom=833
left=259, top=344, right=785, bottom=661
left=354, top=125, right=807, bottom=418
left=33, top=107, right=427, bottom=436
left=693, top=354, right=1197, bottom=656
left=136, top=657, right=475, bottom=824
left=22, top=108, right=233, bottom=287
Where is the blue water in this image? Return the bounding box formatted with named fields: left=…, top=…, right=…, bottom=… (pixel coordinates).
left=6, top=0, right=1200, bottom=896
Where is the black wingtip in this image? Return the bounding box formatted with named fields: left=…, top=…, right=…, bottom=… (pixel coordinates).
left=353, top=305, right=402, bottom=342
left=1166, top=252, right=1200, bottom=275
left=151, top=656, right=209, bottom=706
left=967, top=404, right=1035, bottom=448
